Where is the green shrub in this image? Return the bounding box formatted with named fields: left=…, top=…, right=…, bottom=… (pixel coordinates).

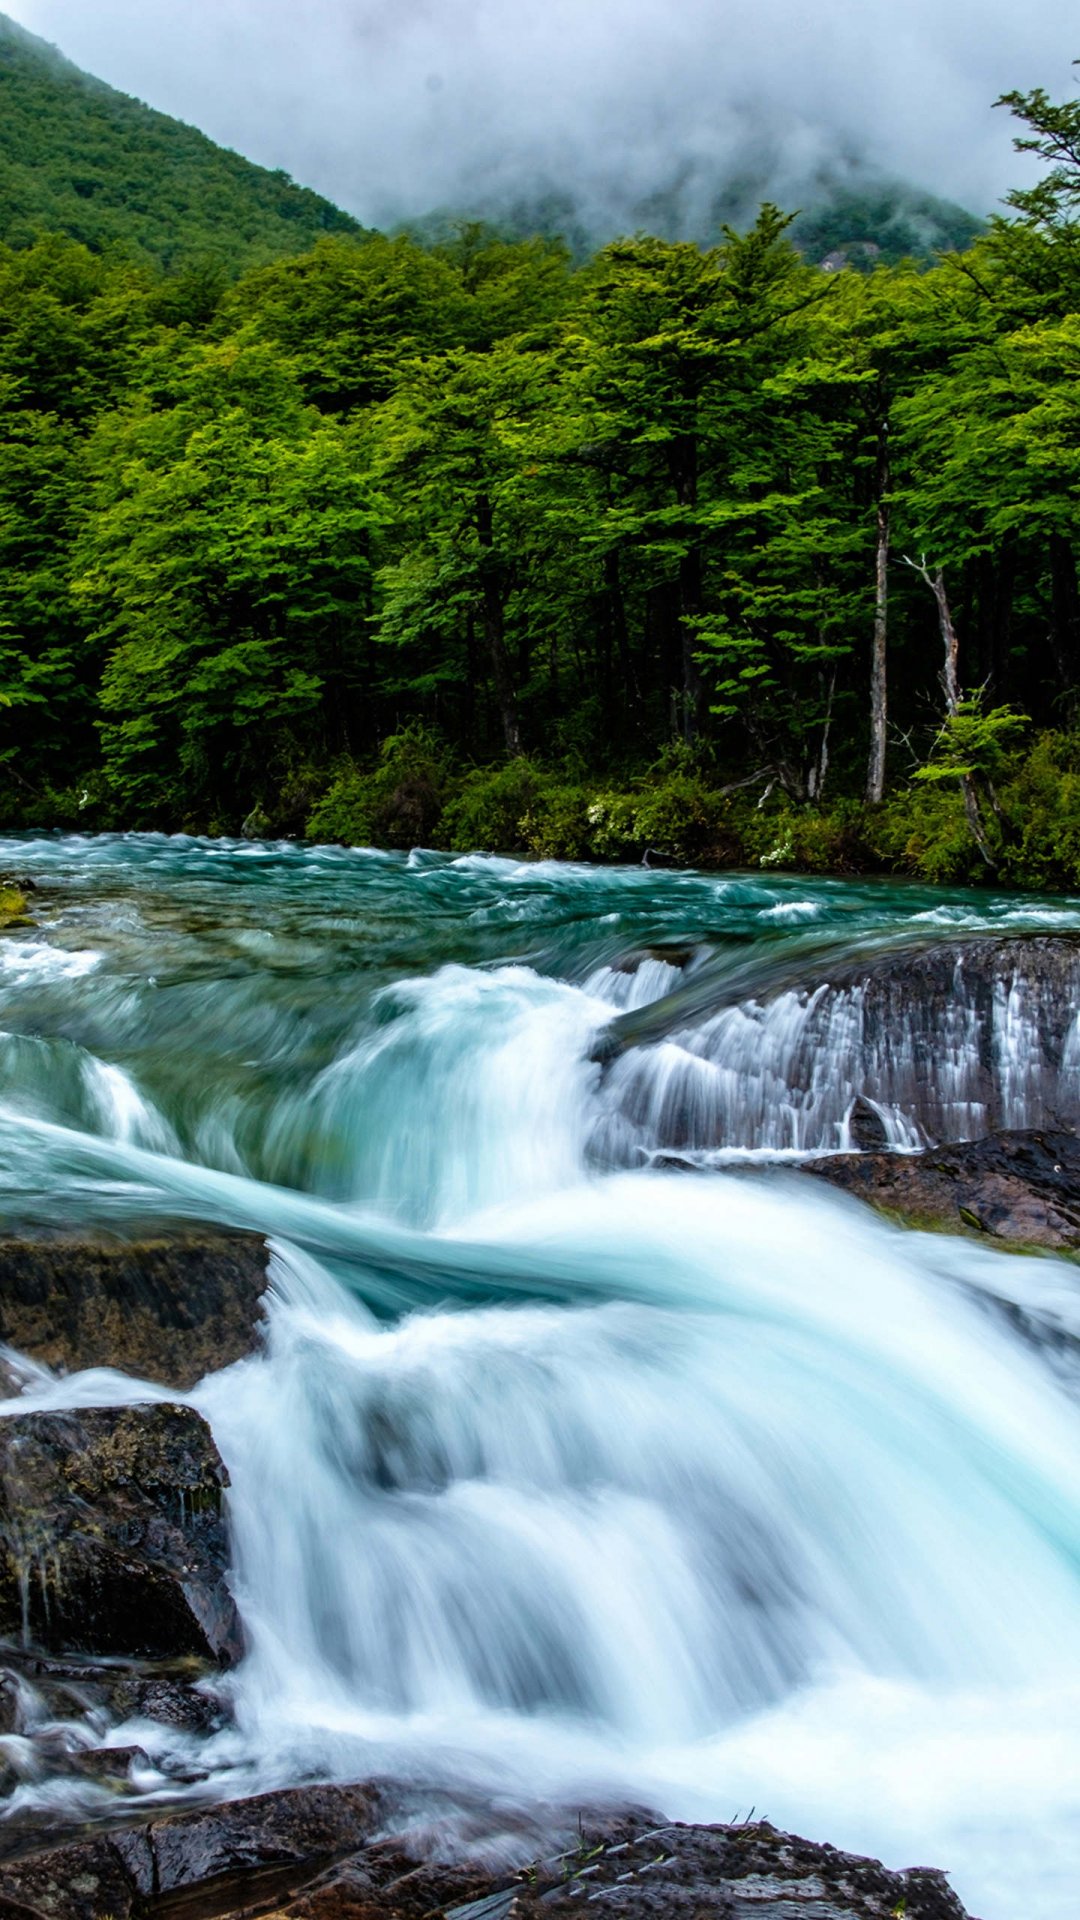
left=306, top=725, right=452, bottom=848
left=572, top=770, right=727, bottom=864
left=994, top=730, right=1080, bottom=890
left=734, top=797, right=875, bottom=874
left=441, top=758, right=552, bottom=853
left=865, top=784, right=985, bottom=884
left=520, top=784, right=594, bottom=860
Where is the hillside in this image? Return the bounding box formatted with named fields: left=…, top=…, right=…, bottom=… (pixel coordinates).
left=0, top=12, right=363, bottom=271
left=0, top=10, right=979, bottom=277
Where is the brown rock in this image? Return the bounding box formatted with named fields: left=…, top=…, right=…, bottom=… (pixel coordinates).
left=807, top=1126, right=1080, bottom=1249
left=0, top=1834, right=143, bottom=1920
left=0, top=1403, right=241, bottom=1663
left=0, top=1789, right=971, bottom=1920
left=0, top=1230, right=268, bottom=1390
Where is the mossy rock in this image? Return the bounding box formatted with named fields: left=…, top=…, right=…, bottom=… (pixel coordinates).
left=0, top=1403, right=241, bottom=1663
left=0, top=885, right=32, bottom=930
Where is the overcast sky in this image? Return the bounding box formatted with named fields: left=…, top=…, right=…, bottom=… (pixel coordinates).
left=4, top=0, right=1075, bottom=227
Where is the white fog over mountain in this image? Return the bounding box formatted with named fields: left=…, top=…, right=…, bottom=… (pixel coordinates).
left=3, top=0, right=1073, bottom=232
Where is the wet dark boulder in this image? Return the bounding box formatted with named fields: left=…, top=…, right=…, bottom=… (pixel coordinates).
left=503, top=1817, right=969, bottom=1919
left=0, top=1403, right=241, bottom=1664
left=0, top=1790, right=972, bottom=1919
left=0, top=1782, right=394, bottom=1920
left=106, top=1664, right=224, bottom=1734
left=0, top=1231, right=268, bottom=1389
left=807, top=1126, right=1080, bottom=1250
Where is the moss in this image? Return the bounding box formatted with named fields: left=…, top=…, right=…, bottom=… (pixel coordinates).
left=0, top=885, right=32, bottom=930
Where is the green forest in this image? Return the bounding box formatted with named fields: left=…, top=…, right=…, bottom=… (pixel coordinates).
left=3, top=17, right=1080, bottom=886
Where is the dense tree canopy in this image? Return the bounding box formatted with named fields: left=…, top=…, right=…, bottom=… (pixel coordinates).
left=1, top=61, right=1080, bottom=886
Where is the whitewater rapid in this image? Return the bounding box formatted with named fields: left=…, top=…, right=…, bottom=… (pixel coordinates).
left=1, top=838, right=1080, bottom=1920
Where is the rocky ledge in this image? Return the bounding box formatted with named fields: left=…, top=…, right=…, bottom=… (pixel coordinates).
left=0, top=1229, right=268, bottom=1389
left=807, top=1126, right=1080, bottom=1250
left=0, top=1402, right=241, bottom=1664
left=0, top=1781, right=971, bottom=1919
left=598, top=933, right=1080, bottom=1156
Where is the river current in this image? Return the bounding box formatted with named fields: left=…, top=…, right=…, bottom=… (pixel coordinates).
left=2, top=833, right=1080, bottom=1920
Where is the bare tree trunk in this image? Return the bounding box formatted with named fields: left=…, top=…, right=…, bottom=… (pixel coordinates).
left=905, top=555, right=995, bottom=867
left=865, top=423, right=889, bottom=805
left=923, top=564, right=961, bottom=715
left=808, top=666, right=837, bottom=802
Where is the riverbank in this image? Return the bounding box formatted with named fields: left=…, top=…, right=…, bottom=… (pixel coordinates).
left=300, top=727, right=1080, bottom=891
left=26, top=723, right=1080, bottom=894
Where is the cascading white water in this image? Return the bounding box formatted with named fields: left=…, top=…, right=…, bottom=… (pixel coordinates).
left=2, top=840, right=1080, bottom=1920
left=592, top=944, right=1080, bottom=1158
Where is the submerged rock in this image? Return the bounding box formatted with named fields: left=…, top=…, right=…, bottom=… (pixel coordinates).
left=0, top=1403, right=241, bottom=1664
left=0, top=1787, right=971, bottom=1918
left=0, top=1230, right=268, bottom=1389
left=0, top=1642, right=226, bottom=1736
left=597, top=933, right=1080, bottom=1157
left=807, top=1126, right=1080, bottom=1250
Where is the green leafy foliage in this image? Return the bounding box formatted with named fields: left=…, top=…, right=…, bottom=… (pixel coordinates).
left=913, top=701, right=1028, bottom=783
left=0, top=41, right=1079, bottom=885
left=306, top=727, right=453, bottom=849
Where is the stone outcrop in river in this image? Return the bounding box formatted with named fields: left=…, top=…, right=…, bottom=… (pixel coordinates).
left=0, top=1784, right=971, bottom=1919
left=0, top=1403, right=241, bottom=1663
left=0, top=1230, right=268, bottom=1388
left=597, top=934, right=1080, bottom=1156
left=807, top=1126, right=1080, bottom=1249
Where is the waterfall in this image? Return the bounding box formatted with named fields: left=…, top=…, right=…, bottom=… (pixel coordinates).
left=591, top=941, right=1080, bottom=1158
left=1, top=836, right=1080, bottom=1920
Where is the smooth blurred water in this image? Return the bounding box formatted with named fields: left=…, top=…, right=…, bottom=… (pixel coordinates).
left=2, top=834, right=1080, bottom=1919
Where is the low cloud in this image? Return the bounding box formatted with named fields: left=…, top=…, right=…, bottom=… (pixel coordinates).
left=6, top=0, right=1075, bottom=227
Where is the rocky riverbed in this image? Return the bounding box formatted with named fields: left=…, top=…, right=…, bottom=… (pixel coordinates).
left=1, top=845, right=1079, bottom=1920
left=0, top=1782, right=970, bottom=1918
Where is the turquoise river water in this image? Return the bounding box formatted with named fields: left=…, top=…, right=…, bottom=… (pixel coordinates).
left=0, top=834, right=1079, bottom=1920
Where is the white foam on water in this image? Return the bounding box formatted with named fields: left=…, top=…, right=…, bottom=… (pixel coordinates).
left=180, top=1177, right=1080, bottom=1920
left=0, top=941, right=100, bottom=985
left=0, top=874, right=1079, bottom=1918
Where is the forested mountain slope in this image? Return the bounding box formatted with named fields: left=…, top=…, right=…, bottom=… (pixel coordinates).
left=0, top=12, right=362, bottom=270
